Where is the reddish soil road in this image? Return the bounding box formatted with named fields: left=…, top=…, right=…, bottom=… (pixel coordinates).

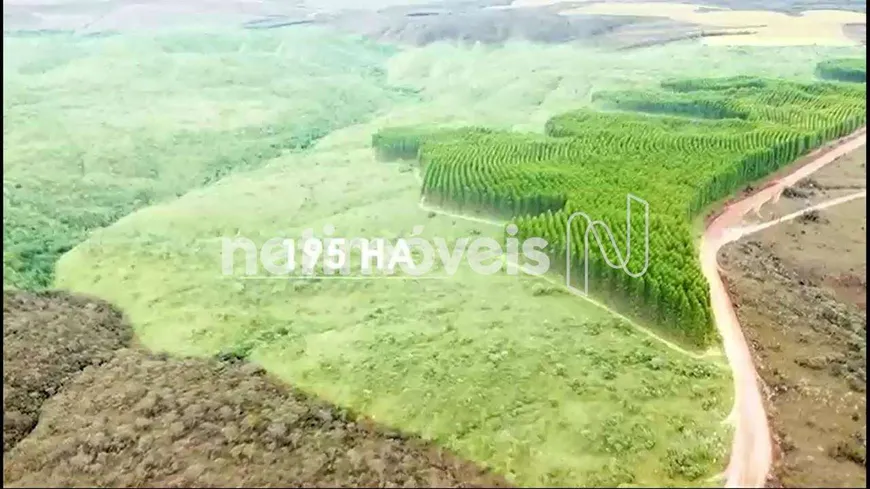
left=701, top=128, right=867, bottom=488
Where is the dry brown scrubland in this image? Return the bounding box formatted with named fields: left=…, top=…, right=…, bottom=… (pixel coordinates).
left=3, top=291, right=508, bottom=488
left=720, top=146, right=867, bottom=488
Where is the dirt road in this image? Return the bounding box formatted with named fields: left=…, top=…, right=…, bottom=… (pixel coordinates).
left=721, top=182, right=866, bottom=486
left=417, top=128, right=866, bottom=486
left=701, top=128, right=867, bottom=488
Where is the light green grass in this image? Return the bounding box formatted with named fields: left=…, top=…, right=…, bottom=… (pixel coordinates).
left=11, top=26, right=863, bottom=486
left=57, top=136, right=735, bottom=486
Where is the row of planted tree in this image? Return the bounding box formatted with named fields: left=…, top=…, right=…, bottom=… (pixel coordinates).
left=371, top=59, right=866, bottom=347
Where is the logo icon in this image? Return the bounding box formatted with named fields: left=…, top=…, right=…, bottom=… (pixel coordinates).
left=565, top=194, right=650, bottom=296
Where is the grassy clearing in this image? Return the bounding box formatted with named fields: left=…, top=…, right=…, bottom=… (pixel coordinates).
left=57, top=138, right=735, bottom=486
left=16, top=27, right=863, bottom=486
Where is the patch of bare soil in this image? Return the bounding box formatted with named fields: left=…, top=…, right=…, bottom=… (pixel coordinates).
left=746, top=147, right=867, bottom=252
left=705, top=130, right=866, bottom=228
left=3, top=290, right=133, bottom=452
left=3, top=291, right=508, bottom=487
left=719, top=146, right=867, bottom=488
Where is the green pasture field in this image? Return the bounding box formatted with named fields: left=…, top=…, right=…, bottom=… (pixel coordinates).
left=4, top=25, right=864, bottom=486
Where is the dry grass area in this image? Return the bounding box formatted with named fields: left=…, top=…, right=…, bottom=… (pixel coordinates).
left=561, top=2, right=866, bottom=46
left=719, top=146, right=867, bottom=488
left=502, top=0, right=866, bottom=46
left=2, top=291, right=507, bottom=488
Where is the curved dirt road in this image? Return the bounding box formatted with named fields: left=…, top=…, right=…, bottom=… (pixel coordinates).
left=415, top=128, right=866, bottom=487
left=701, top=128, right=867, bottom=488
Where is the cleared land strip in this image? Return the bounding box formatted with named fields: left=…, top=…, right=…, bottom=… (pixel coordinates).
left=703, top=129, right=866, bottom=488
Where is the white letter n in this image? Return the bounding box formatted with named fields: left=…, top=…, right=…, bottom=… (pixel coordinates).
left=221, top=237, right=258, bottom=276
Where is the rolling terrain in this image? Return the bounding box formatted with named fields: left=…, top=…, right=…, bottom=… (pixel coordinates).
left=3, top=0, right=867, bottom=487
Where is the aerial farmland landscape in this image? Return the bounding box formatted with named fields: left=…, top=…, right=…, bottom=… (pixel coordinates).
left=2, top=0, right=866, bottom=487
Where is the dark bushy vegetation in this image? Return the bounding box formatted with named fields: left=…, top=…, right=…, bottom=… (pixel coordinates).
left=816, top=58, right=867, bottom=83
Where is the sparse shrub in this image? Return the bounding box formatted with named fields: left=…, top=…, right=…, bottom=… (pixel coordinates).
left=216, top=344, right=252, bottom=363
left=584, top=459, right=637, bottom=487
left=531, top=282, right=560, bottom=296
left=664, top=435, right=726, bottom=480
left=587, top=322, right=603, bottom=336
left=830, top=438, right=866, bottom=465
left=593, top=414, right=657, bottom=455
